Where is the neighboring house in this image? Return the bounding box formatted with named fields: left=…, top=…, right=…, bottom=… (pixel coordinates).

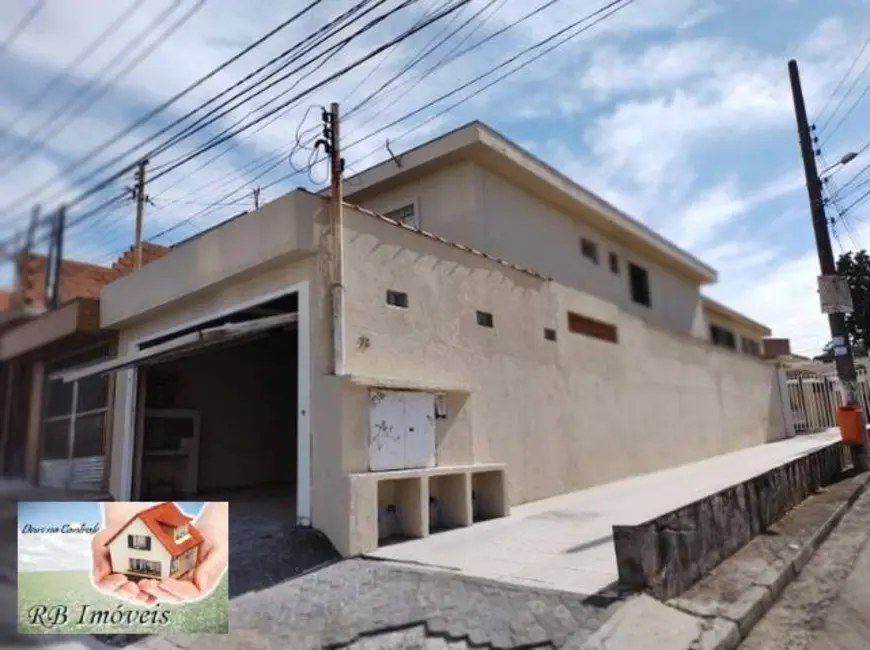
left=56, top=121, right=787, bottom=557
left=0, top=242, right=168, bottom=490
left=702, top=297, right=770, bottom=357
left=106, top=501, right=202, bottom=580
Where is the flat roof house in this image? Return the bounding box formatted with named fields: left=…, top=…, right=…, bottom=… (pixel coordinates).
left=61, top=122, right=787, bottom=556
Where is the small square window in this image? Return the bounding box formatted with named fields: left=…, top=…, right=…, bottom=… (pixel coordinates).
left=476, top=310, right=494, bottom=328
left=384, top=203, right=417, bottom=227
left=609, top=252, right=619, bottom=274
left=544, top=328, right=557, bottom=341
left=580, top=238, right=599, bottom=264
left=386, top=290, right=408, bottom=308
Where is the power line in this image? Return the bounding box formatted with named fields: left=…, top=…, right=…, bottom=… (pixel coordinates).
left=815, top=31, right=870, bottom=129
left=0, top=1, right=143, bottom=144
left=9, top=0, right=470, bottom=252
left=344, top=0, right=543, bottom=124
left=0, top=0, right=198, bottom=173
left=147, top=0, right=470, bottom=185
left=0, top=0, right=327, bottom=217
left=0, top=0, right=45, bottom=56
left=146, top=0, right=411, bottom=171
left=343, top=0, right=634, bottom=163
left=818, top=56, right=870, bottom=146
left=143, top=0, right=631, bottom=245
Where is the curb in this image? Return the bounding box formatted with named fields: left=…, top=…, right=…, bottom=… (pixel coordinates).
left=695, top=472, right=870, bottom=650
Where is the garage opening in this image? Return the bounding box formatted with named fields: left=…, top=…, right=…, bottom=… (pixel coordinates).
left=132, top=292, right=299, bottom=513
left=57, top=286, right=339, bottom=595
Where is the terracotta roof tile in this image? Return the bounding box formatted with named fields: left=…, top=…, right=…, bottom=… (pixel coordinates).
left=107, top=501, right=203, bottom=558
left=12, top=241, right=170, bottom=310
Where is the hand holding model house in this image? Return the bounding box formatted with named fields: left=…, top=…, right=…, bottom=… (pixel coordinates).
left=91, top=501, right=229, bottom=604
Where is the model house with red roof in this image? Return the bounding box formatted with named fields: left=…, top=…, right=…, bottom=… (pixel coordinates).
left=105, top=502, right=203, bottom=581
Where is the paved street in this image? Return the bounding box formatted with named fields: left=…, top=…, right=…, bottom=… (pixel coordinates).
left=740, top=477, right=870, bottom=649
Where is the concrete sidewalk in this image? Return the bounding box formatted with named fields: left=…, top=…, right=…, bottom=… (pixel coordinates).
left=369, top=431, right=842, bottom=596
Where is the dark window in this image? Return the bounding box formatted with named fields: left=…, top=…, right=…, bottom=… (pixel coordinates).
left=72, top=413, right=105, bottom=458
left=544, top=328, right=557, bottom=341
left=384, top=203, right=417, bottom=226
left=710, top=325, right=736, bottom=350
left=386, top=290, right=409, bottom=308
left=609, top=252, right=619, bottom=274
left=628, top=263, right=651, bottom=307
left=42, top=420, right=70, bottom=460
left=567, top=311, right=618, bottom=344
left=741, top=337, right=761, bottom=357
left=476, top=311, right=494, bottom=328
left=128, top=534, right=151, bottom=551
left=76, top=374, right=109, bottom=413
left=44, top=380, right=73, bottom=418
left=580, top=238, right=599, bottom=264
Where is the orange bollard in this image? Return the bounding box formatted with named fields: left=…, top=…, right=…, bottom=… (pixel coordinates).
left=837, top=405, right=867, bottom=446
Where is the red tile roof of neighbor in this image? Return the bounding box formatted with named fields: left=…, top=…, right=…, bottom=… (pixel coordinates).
left=107, top=501, right=203, bottom=558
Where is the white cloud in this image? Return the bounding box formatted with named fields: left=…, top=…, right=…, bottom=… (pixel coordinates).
left=0, top=0, right=863, bottom=358
left=18, top=532, right=91, bottom=573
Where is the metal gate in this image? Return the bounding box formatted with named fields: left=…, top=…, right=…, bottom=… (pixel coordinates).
left=783, top=360, right=870, bottom=433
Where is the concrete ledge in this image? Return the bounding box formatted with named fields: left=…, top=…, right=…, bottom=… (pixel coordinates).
left=613, top=441, right=847, bottom=600
left=577, top=470, right=870, bottom=650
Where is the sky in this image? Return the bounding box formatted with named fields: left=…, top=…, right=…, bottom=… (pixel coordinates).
left=17, top=501, right=205, bottom=572
left=0, top=0, right=868, bottom=357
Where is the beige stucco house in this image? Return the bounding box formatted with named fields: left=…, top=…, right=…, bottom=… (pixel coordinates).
left=57, top=122, right=788, bottom=556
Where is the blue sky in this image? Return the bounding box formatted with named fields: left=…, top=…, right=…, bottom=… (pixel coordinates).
left=17, top=501, right=205, bottom=572
left=0, top=0, right=868, bottom=355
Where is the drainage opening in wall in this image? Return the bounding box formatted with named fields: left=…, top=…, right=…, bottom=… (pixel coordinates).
left=472, top=470, right=507, bottom=523
left=377, top=477, right=425, bottom=545
left=428, top=474, right=468, bottom=534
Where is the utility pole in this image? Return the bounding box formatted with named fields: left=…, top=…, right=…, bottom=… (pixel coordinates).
left=133, top=159, right=148, bottom=269
left=253, top=186, right=261, bottom=210
left=319, top=102, right=346, bottom=376
left=44, top=206, right=65, bottom=310
left=789, top=58, right=868, bottom=469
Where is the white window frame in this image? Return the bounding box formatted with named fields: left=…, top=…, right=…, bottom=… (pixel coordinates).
left=41, top=344, right=114, bottom=481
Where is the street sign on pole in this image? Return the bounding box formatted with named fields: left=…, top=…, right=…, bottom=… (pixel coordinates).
left=818, top=275, right=854, bottom=314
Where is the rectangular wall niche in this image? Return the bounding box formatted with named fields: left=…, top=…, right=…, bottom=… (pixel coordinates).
left=567, top=311, right=618, bottom=344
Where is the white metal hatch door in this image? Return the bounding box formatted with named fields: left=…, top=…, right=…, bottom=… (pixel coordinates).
left=402, top=391, right=436, bottom=470
left=367, top=390, right=436, bottom=472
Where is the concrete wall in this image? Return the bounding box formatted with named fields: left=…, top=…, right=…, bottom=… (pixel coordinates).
left=339, top=206, right=787, bottom=507
left=613, top=441, right=846, bottom=600
left=101, top=190, right=354, bottom=554
left=359, top=163, right=708, bottom=338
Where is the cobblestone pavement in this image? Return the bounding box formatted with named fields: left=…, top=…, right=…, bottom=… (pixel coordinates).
left=740, top=482, right=870, bottom=649
left=1, top=483, right=621, bottom=649
left=127, top=559, right=622, bottom=650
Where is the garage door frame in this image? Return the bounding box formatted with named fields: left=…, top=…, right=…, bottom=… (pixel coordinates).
left=118, top=281, right=311, bottom=525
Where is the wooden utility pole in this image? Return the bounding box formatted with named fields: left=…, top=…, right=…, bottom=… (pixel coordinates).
left=133, top=159, right=148, bottom=269
left=44, top=207, right=65, bottom=310
left=325, top=102, right=346, bottom=375
left=789, top=58, right=868, bottom=469
left=253, top=186, right=261, bottom=210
